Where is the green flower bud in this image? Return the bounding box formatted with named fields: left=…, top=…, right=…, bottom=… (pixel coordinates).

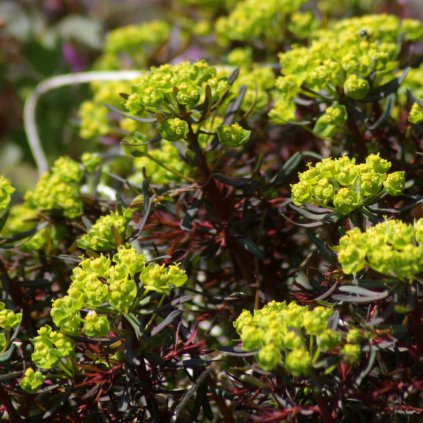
left=317, top=329, right=342, bottom=352
left=107, top=264, right=138, bottom=313
left=359, top=171, right=384, bottom=196
left=51, top=296, right=83, bottom=335
left=83, top=311, right=110, bottom=338
left=346, top=329, right=366, bottom=344
left=241, top=326, right=264, bottom=351
left=333, top=187, right=361, bottom=214
left=282, top=330, right=303, bottom=350
left=285, top=349, right=312, bottom=376
left=311, top=178, right=334, bottom=205
left=365, top=153, right=391, bottom=174
left=24, top=157, right=83, bottom=219
left=343, top=75, right=370, bottom=100
left=81, top=153, right=102, bottom=173
left=341, top=343, right=361, bottom=365
left=217, top=123, right=251, bottom=147
left=176, top=82, right=201, bottom=108
left=141, top=263, right=188, bottom=294
left=338, top=244, right=367, bottom=274
left=314, top=105, right=347, bottom=138
left=0, top=305, right=22, bottom=331
left=226, top=47, right=253, bottom=67
left=233, top=310, right=253, bottom=333
left=159, top=118, right=189, bottom=142
left=303, top=307, right=332, bottom=336
left=32, top=326, right=74, bottom=369
left=113, top=244, right=146, bottom=276
left=77, top=209, right=133, bottom=251
left=257, top=344, right=282, bottom=371
left=335, top=157, right=359, bottom=186
left=409, top=102, right=423, bottom=124
left=291, top=181, right=312, bottom=206
left=383, top=171, right=405, bottom=196
left=20, top=368, right=45, bottom=393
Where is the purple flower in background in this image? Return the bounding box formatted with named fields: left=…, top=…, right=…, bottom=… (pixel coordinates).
left=63, top=42, right=85, bottom=72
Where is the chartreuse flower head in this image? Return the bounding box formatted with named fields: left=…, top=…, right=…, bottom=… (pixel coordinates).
left=234, top=301, right=361, bottom=374
left=83, top=311, right=110, bottom=338
left=343, top=74, right=369, bottom=100
left=0, top=175, right=14, bottom=215
left=25, top=157, right=83, bottom=219
left=20, top=368, right=45, bottom=393
left=77, top=208, right=133, bottom=251
left=141, top=262, right=188, bottom=294
left=159, top=118, right=189, bottom=142
left=216, top=0, right=309, bottom=46
left=0, top=302, right=22, bottom=332
left=313, top=105, right=347, bottom=138
left=31, top=325, right=75, bottom=370
left=217, top=123, right=251, bottom=147
left=291, top=155, right=405, bottom=214
left=124, top=61, right=228, bottom=117
left=272, top=14, right=423, bottom=131
left=0, top=302, right=22, bottom=353
left=336, top=219, right=423, bottom=281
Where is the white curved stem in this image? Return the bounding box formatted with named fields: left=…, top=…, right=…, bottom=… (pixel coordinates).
left=23, top=71, right=143, bottom=175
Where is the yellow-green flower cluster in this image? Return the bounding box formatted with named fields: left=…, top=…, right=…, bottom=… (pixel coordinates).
left=24, top=157, right=83, bottom=219
left=20, top=368, right=45, bottom=393
left=234, top=301, right=360, bottom=374
left=336, top=219, right=423, bottom=281
left=0, top=204, right=48, bottom=251
left=141, top=262, right=188, bottom=294
left=105, top=21, right=171, bottom=55
left=0, top=175, right=14, bottom=215
left=124, top=61, right=229, bottom=118
left=216, top=0, right=309, bottom=45
left=77, top=208, right=133, bottom=251
left=0, top=302, right=22, bottom=352
left=217, top=123, right=251, bottom=147
left=231, top=66, right=276, bottom=112
left=291, top=155, right=405, bottom=214
left=79, top=80, right=134, bottom=140
left=78, top=101, right=110, bottom=140
left=271, top=14, right=423, bottom=125
left=31, top=325, right=75, bottom=370
left=409, top=102, right=423, bottom=125
left=130, top=142, right=190, bottom=185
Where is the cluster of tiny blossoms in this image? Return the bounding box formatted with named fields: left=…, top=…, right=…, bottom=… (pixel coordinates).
left=24, top=157, right=83, bottom=219
left=0, top=175, right=14, bottom=215
left=291, top=154, right=405, bottom=214
left=216, top=0, right=309, bottom=45
left=96, top=20, right=171, bottom=70
left=77, top=208, right=133, bottom=251
left=21, top=245, right=188, bottom=392
left=124, top=61, right=229, bottom=138
left=234, top=301, right=363, bottom=374
left=336, top=219, right=423, bottom=281
left=0, top=302, right=22, bottom=353
left=271, top=14, right=423, bottom=126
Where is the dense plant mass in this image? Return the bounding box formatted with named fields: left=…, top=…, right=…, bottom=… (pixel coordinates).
left=1, top=0, right=423, bottom=421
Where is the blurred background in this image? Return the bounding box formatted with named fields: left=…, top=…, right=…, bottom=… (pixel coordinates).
left=1, top=0, right=422, bottom=193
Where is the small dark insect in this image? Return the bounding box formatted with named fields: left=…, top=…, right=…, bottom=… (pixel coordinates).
left=360, top=29, right=368, bottom=38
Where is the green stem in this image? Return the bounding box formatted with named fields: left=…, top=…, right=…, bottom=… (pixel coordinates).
left=145, top=294, right=166, bottom=331
left=145, top=153, right=195, bottom=183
